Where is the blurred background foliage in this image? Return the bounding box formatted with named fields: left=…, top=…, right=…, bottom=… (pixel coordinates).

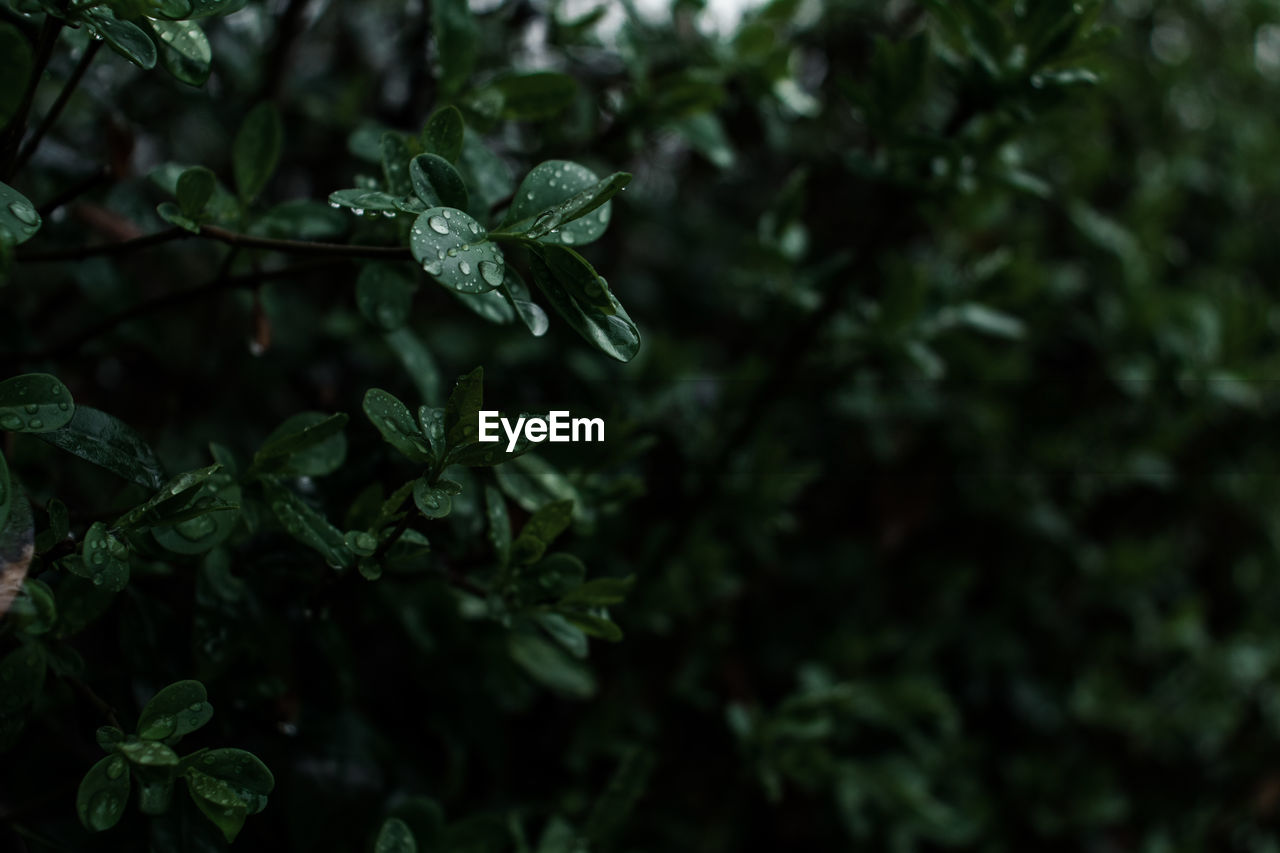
left=4, top=0, right=1280, bottom=850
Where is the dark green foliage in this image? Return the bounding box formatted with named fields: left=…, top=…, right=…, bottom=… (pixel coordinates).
left=4, top=0, right=1278, bottom=850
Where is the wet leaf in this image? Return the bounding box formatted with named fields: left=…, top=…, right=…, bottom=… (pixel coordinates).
left=512, top=499, right=574, bottom=565
left=364, top=388, right=432, bottom=463
left=77, top=754, right=130, bottom=832
left=413, top=477, right=452, bottom=519
left=0, top=373, right=74, bottom=433
left=251, top=412, right=349, bottom=477
left=35, top=406, right=165, bottom=490
left=508, top=631, right=595, bottom=698
left=234, top=102, right=282, bottom=202
left=148, top=18, right=211, bottom=86
left=422, top=106, right=464, bottom=162
left=503, top=160, right=616, bottom=247
left=410, top=153, right=468, bottom=210
left=444, top=367, right=483, bottom=448
left=527, top=246, right=640, bottom=362
left=263, top=480, right=351, bottom=569
left=410, top=207, right=506, bottom=294
left=70, top=522, right=130, bottom=593
left=88, top=10, right=157, bottom=69
left=137, top=680, right=213, bottom=742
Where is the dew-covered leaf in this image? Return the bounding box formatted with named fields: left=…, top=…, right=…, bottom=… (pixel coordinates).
left=364, top=389, right=432, bottom=463
left=35, top=406, right=165, bottom=490
left=328, top=188, right=401, bottom=213
left=137, top=680, right=213, bottom=742
left=409, top=207, right=505, bottom=294
left=251, top=412, right=349, bottom=477
left=148, top=18, right=211, bottom=86
left=503, top=161, right=615, bottom=247
left=0, top=373, right=72, bottom=434
left=527, top=246, right=640, bottom=362
left=444, top=367, right=483, bottom=448
left=263, top=480, right=351, bottom=569
left=76, top=754, right=130, bottom=833
left=413, top=477, right=452, bottom=519
left=71, top=522, right=130, bottom=593
left=88, top=10, right=157, bottom=69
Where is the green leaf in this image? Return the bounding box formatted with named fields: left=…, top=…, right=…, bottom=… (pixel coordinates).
left=386, top=328, right=442, bottom=407
left=376, top=817, right=419, bottom=853
left=0, top=24, right=33, bottom=129
left=410, top=207, right=506, bottom=294
left=500, top=266, right=550, bottom=337
left=263, top=480, right=351, bottom=569
left=504, top=165, right=628, bottom=244
left=527, top=245, right=640, bottom=362
left=508, top=631, right=596, bottom=698
left=451, top=287, right=516, bottom=325
left=413, top=477, right=452, bottom=519
left=560, top=611, right=623, bottom=642
left=456, top=132, right=514, bottom=217
left=72, top=521, right=130, bottom=592
left=364, top=388, right=432, bottom=463
left=485, top=485, right=510, bottom=568
left=417, top=406, right=446, bottom=462
left=381, top=132, right=414, bottom=197
left=118, top=739, right=181, bottom=767
left=0, top=184, right=42, bottom=246
left=528, top=552, right=586, bottom=600
left=357, top=263, right=418, bottom=331
left=560, top=576, right=635, bottom=607
left=89, top=10, right=157, bottom=69
left=186, top=769, right=248, bottom=842
left=148, top=18, right=211, bottom=86
left=137, top=680, right=213, bottom=741
left=410, top=153, right=469, bottom=210
left=0, top=642, right=45, bottom=713
left=187, top=748, right=274, bottom=804
left=157, top=200, right=201, bottom=233
left=444, top=367, right=483, bottom=448
left=250, top=411, right=349, bottom=477
left=446, top=428, right=535, bottom=467
left=97, top=726, right=125, bottom=751
left=77, top=755, right=130, bottom=832
left=233, top=102, right=283, bottom=202
left=114, top=464, right=222, bottom=529
left=512, top=499, right=574, bottom=565
left=422, top=106, right=464, bottom=163
left=488, top=72, right=577, bottom=120
left=328, top=187, right=401, bottom=213
left=432, top=0, right=476, bottom=96
left=150, top=0, right=194, bottom=20
left=35, top=406, right=165, bottom=490
left=176, top=166, right=215, bottom=219
left=494, top=453, right=582, bottom=515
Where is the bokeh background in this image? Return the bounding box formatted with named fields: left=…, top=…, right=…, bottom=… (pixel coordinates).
left=6, top=0, right=1280, bottom=849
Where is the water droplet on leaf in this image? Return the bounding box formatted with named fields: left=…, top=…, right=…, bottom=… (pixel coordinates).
left=427, top=215, right=449, bottom=234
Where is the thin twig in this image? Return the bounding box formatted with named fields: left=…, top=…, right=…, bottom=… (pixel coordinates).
left=18, top=224, right=412, bottom=262
left=19, top=261, right=330, bottom=361
left=14, top=39, right=102, bottom=174
left=0, top=13, right=65, bottom=180
left=62, top=674, right=122, bottom=730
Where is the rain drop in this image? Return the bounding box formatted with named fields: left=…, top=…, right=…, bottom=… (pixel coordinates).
left=459, top=260, right=472, bottom=276
left=23, top=403, right=37, bottom=414
left=424, top=261, right=443, bottom=275
left=478, top=260, right=504, bottom=287
left=427, top=215, right=449, bottom=234
left=8, top=201, right=38, bottom=227
left=442, top=210, right=452, bottom=218
left=561, top=231, right=575, bottom=245
left=468, top=222, right=479, bottom=234
left=0, top=414, right=21, bottom=430
left=446, top=247, right=458, bottom=257
left=27, top=418, right=42, bottom=430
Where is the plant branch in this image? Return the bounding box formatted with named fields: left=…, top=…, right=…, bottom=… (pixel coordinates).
left=62, top=673, right=123, bottom=730
left=7, top=261, right=330, bottom=364
left=13, top=38, right=102, bottom=174
left=0, top=13, right=66, bottom=180
left=18, top=224, right=413, bottom=262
